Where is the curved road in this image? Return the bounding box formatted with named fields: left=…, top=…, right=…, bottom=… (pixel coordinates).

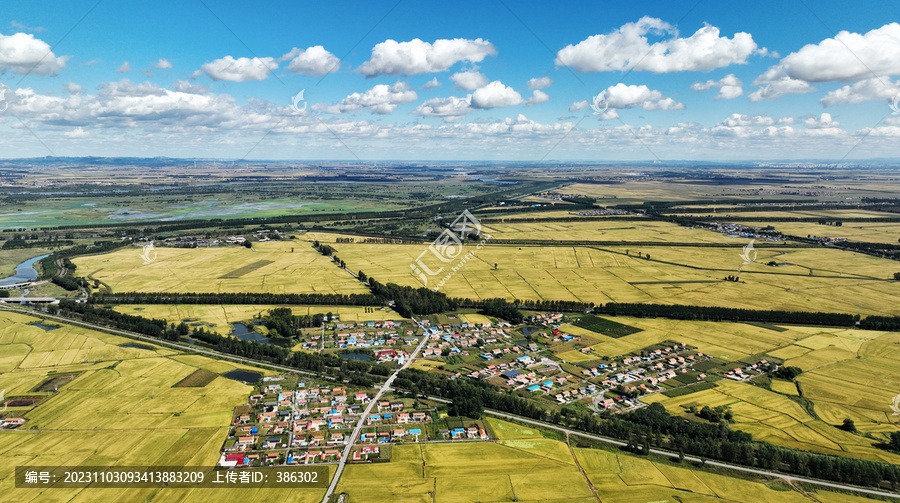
left=3, top=305, right=896, bottom=500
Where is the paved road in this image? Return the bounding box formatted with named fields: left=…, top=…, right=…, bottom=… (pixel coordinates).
left=321, top=317, right=431, bottom=503
left=482, top=410, right=900, bottom=500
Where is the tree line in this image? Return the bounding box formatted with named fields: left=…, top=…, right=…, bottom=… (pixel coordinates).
left=859, top=315, right=900, bottom=331
left=594, top=302, right=858, bottom=326
left=2, top=238, right=75, bottom=249
left=89, top=292, right=879, bottom=328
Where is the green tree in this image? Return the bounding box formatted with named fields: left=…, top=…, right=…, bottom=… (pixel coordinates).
left=840, top=418, right=857, bottom=432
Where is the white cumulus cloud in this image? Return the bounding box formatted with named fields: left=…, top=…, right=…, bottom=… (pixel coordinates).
left=421, top=77, right=442, bottom=90
left=525, top=89, right=550, bottom=106
left=470, top=81, right=523, bottom=109
left=691, top=74, right=742, bottom=100
left=779, top=23, right=900, bottom=83
left=314, top=82, right=417, bottom=115
left=527, top=77, right=553, bottom=89
left=805, top=113, right=839, bottom=129
left=281, top=46, right=339, bottom=76
left=593, top=83, right=684, bottom=111
left=357, top=38, right=497, bottom=77
left=450, top=69, right=488, bottom=91
left=0, top=32, right=69, bottom=76
left=155, top=58, right=173, bottom=69
left=64, top=82, right=83, bottom=94
left=748, top=65, right=815, bottom=102
left=820, top=77, right=900, bottom=106
left=556, top=17, right=763, bottom=73
left=199, top=56, right=278, bottom=82
left=64, top=127, right=89, bottom=138
left=412, top=95, right=474, bottom=122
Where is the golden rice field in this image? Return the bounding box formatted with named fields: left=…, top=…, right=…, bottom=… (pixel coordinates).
left=664, top=209, right=896, bottom=219
left=336, top=417, right=881, bottom=502
left=643, top=379, right=900, bottom=465
left=73, top=239, right=368, bottom=295
left=113, top=304, right=408, bottom=336
left=743, top=220, right=900, bottom=244
left=0, top=309, right=329, bottom=502
left=554, top=316, right=900, bottom=462
left=72, top=230, right=900, bottom=316
left=299, top=232, right=900, bottom=316
left=480, top=219, right=758, bottom=244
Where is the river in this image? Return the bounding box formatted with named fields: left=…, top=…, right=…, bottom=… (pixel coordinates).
left=0, top=253, right=50, bottom=287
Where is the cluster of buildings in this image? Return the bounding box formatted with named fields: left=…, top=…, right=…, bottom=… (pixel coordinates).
left=724, top=359, right=772, bottom=381
left=573, top=208, right=632, bottom=216
left=328, top=320, right=414, bottom=350
left=218, top=373, right=466, bottom=469
left=416, top=320, right=513, bottom=358
left=464, top=355, right=532, bottom=380
left=221, top=378, right=373, bottom=467
left=0, top=417, right=26, bottom=429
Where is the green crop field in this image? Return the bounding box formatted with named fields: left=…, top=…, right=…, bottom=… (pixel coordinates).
left=572, top=315, right=642, bottom=338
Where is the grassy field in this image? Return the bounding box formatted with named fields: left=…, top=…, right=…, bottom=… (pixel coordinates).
left=73, top=239, right=369, bottom=295
left=0, top=309, right=329, bottom=502
left=305, top=230, right=900, bottom=316
left=113, top=304, right=408, bottom=336
left=336, top=417, right=884, bottom=502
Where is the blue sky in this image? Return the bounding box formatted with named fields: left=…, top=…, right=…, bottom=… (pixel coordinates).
left=0, top=0, right=898, bottom=161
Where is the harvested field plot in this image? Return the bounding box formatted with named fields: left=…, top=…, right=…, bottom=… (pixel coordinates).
left=173, top=368, right=218, bottom=387
left=573, top=314, right=642, bottom=338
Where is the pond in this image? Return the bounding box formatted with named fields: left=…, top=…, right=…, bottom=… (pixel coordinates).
left=340, top=353, right=372, bottom=362
left=0, top=254, right=50, bottom=287
left=237, top=332, right=272, bottom=344
left=30, top=322, right=60, bottom=331
left=222, top=370, right=263, bottom=384
left=120, top=342, right=155, bottom=350
left=230, top=323, right=252, bottom=336
left=230, top=323, right=288, bottom=346
left=521, top=326, right=542, bottom=336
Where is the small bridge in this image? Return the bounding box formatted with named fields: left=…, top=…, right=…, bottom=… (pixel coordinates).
left=0, top=297, right=59, bottom=304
